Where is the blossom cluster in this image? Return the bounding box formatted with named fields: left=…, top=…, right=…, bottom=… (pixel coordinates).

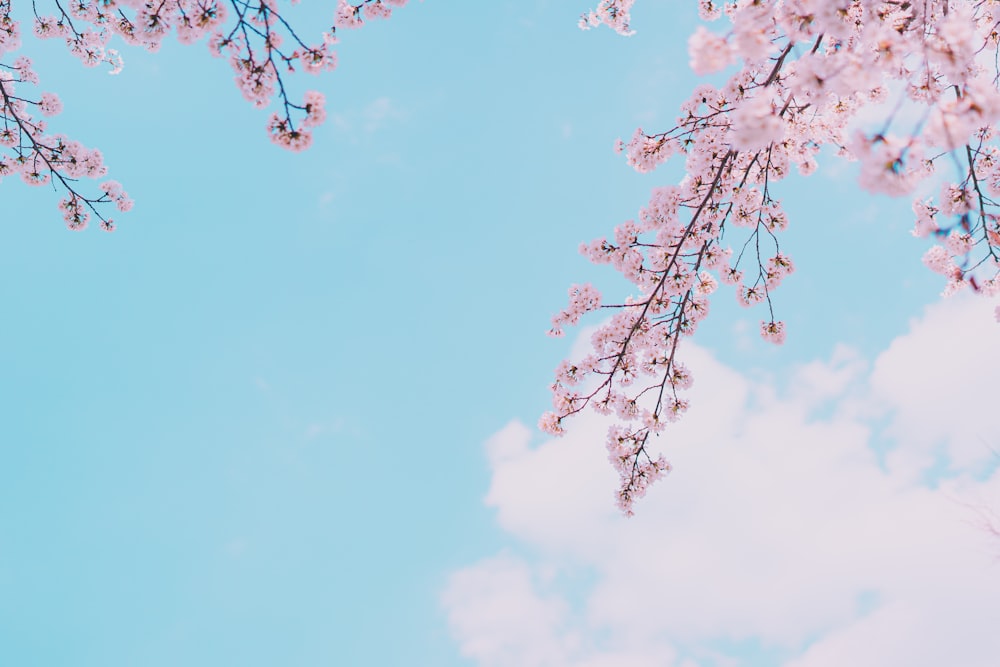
left=2, top=0, right=407, bottom=226
left=552, top=0, right=1000, bottom=514
left=1, top=55, right=130, bottom=230
left=579, top=0, right=635, bottom=36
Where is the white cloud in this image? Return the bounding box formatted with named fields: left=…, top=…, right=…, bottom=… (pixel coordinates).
left=442, top=552, right=683, bottom=667
left=871, top=296, right=1000, bottom=479
left=442, top=554, right=573, bottom=667
left=444, top=296, right=1000, bottom=666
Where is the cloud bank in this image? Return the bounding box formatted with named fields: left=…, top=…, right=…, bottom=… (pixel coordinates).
left=443, top=296, right=1000, bottom=667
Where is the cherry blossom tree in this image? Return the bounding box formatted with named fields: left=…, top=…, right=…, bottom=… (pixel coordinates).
left=546, top=0, right=1000, bottom=514
left=0, top=0, right=405, bottom=230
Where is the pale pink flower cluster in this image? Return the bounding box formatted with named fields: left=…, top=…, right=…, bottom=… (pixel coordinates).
left=606, top=425, right=670, bottom=516
left=554, top=0, right=1000, bottom=514
left=697, top=0, right=723, bottom=22
left=37, top=91, right=61, bottom=116
left=760, top=319, right=786, bottom=345
left=619, top=126, right=678, bottom=173
left=548, top=283, right=602, bottom=337
left=849, top=132, right=927, bottom=197
left=2, top=0, right=409, bottom=228
left=59, top=194, right=98, bottom=230
left=335, top=0, right=365, bottom=29
left=912, top=198, right=939, bottom=238
left=301, top=91, right=327, bottom=128
left=336, top=0, right=407, bottom=29
left=765, top=253, right=794, bottom=287
left=1, top=54, right=127, bottom=230
left=924, top=77, right=1000, bottom=151
left=266, top=91, right=326, bottom=151
left=728, top=90, right=783, bottom=150
left=579, top=0, right=635, bottom=36
left=0, top=1, right=20, bottom=57
left=100, top=180, right=134, bottom=213
left=688, top=26, right=731, bottom=76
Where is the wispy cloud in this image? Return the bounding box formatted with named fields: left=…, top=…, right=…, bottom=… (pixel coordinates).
left=329, top=96, right=408, bottom=135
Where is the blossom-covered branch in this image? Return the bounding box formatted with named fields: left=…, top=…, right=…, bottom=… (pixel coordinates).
left=551, top=0, right=1000, bottom=514
left=1, top=0, right=408, bottom=229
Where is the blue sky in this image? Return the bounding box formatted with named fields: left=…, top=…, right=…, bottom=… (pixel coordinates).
left=2, top=2, right=998, bottom=666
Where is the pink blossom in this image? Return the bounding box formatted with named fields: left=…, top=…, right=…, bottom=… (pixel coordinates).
left=2, top=0, right=409, bottom=230
left=37, top=92, right=62, bottom=116
left=738, top=284, right=766, bottom=307
left=912, top=199, right=939, bottom=238
left=580, top=0, right=635, bottom=36
left=299, top=45, right=338, bottom=74
left=363, top=0, right=393, bottom=21
left=688, top=27, right=731, bottom=75
left=945, top=230, right=974, bottom=256
left=300, top=91, right=327, bottom=128
left=729, top=93, right=783, bottom=151
left=760, top=320, right=786, bottom=345
left=551, top=283, right=602, bottom=330
left=538, top=412, right=564, bottom=436
left=335, top=0, right=364, bottom=29
left=550, top=1, right=1000, bottom=513
left=923, top=246, right=951, bottom=274
left=697, top=0, right=722, bottom=22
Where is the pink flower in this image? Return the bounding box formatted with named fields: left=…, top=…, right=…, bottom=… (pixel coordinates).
left=738, top=284, right=766, bottom=307
left=580, top=0, right=635, bottom=36
left=300, top=45, right=338, bottom=74
left=334, top=0, right=364, bottom=29
left=760, top=320, right=786, bottom=345
left=300, top=90, right=327, bottom=128
left=38, top=92, right=62, bottom=116
left=538, top=412, right=564, bottom=436
left=729, top=93, right=783, bottom=151
left=551, top=283, right=602, bottom=329
left=922, top=246, right=954, bottom=276
left=363, top=0, right=393, bottom=20
left=688, top=27, right=731, bottom=75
